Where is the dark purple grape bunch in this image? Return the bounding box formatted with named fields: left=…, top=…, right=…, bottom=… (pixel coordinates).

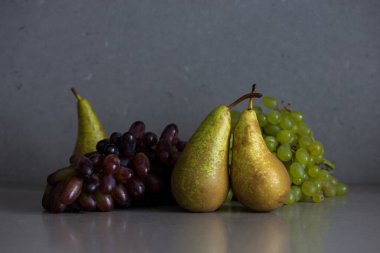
left=42, top=121, right=187, bottom=213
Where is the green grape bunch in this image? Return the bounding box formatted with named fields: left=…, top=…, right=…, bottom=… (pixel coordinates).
left=231, top=95, right=348, bottom=205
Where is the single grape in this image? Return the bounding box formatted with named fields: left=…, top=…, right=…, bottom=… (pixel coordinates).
left=292, top=176, right=304, bottom=185
left=323, top=184, right=336, bottom=197
left=264, top=136, right=278, bottom=152
left=47, top=167, right=76, bottom=185
left=99, top=174, right=116, bottom=194
left=297, top=123, right=311, bottom=136
left=284, top=191, right=295, bottom=205
left=290, top=162, right=305, bottom=179
left=309, top=141, right=324, bottom=157
left=119, top=156, right=130, bottom=167
left=60, top=176, right=83, bottom=205
left=277, top=144, right=292, bottom=162
left=262, top=96, right=277, bottom=109
left=126, top=177, right=145, bottom=200
left=112, top=184, right=131, bottom=207
left=120, top=132, right=136, bottom=158
left=76, top=157, right=94, bottom=177
left=290, top=123, right=298, bottom=134
left=114, top=166, right=134, bottom=183
left=69, top=154, right=82, bottom=167
left=312, top=192, right=324, bottom=203
left=276, top=130, right=292, bottom=144
left=317, top=169, right=330, bottom=181
left=291, top=186, right=302, bottom=201
left=299, top=136, right=313, bottom=149
left=314, top=155, right=324, bottom=164
left=159, top=124, right=179, bottom=143
left=96, top=139, right=109, bottom=154
left=77, top=193, right=97, bottom=211
left=104, top=144, right=119, bottom=155
left=264, top=124, right=281, bottom=136
left=85, top=152, right=103, bottom=165
left=290, top=111, right=304, bottom=122
left=267, top=111, right=281, bottom=125
left=307, top=156, right=315, bottom=166
left=103, top=154, right=121, bottom=174
left=42, top=185, right=53, bottom=210
left=94, top=191, right=113, bottom=212
left=312, top=179, right=322, bottom=190
left=143, top=132, right=158, bottom=148
left=296, top=148, right=310, bottom=165
left=129, top=121, right=146, bottom=142
left=110, top=132, right=122, bottom=145
left=301, top=180, right=317, bottom=196
left=253, top=106, right=263, bottom=113
left=257, top=113, right=268, bottom=127
left=335, top=183, right=348, bottom=196
left=307, top=165, right=320, bottom=178
left=49, top=183, right=67, bottom=213
left=280, top=116, right=293, bottom=130
left=83, top=176, right=100, bottom=193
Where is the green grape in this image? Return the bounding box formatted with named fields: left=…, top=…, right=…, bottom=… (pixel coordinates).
left=314, top=155, right=324, bottom=164
left=262, top=96, right=277, bottom=109
left=312, top=179, right=322, bottom=190
left=277, top=144, right=292, bottom=162
left=309, top=141, right=324, bottom=157
left=290, top=111, right=304, bottom=122
left=292, top=176, right=303, bottom=185
left=297, top=123, right=311, bottom=136
left=290, top=123, right=298, bottom=134
left=312, top=192, right=324, bottom=203
left=330, top=176, right=338, bottom=185
left=296, top=148, right=310, bottom=165
left=267, top=111, right=281, bottom=124
left=276, top=130, right=292, bottom=144
left=301, top=180, right=317, bottom=196
left=257, top=113, right=268, bottom=127
left=253, top=106, right=263, bottom=114
left=290, top=162, right=305, bottom=179
left=317, top=169, right=330, bottom=181
left=335, top=183, right=348, bottom=196
left=323, top=184, right=336, bottom=197
left=307, top=156, right=315, bottom=166
left=280, top=116, right=293, bottom=130
left=264, top=136, right=278, bottom=152
left=292, top=186, right=302, bottom=201
left=284, top=191, right=295, bottom=205
left=300, top=192, right=310, bottom=202
left=307, top=165, right=320, bottom=178
left=264, top=124, right=281, bottom=136
left=299, top=136, right=313, bottom=149
left=303, top=173, right=309, bottom=181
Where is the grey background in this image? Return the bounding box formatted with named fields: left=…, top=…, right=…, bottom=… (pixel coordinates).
left=0, top=0, right=379, bottom=186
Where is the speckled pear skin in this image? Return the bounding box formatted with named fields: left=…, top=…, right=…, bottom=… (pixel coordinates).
left=73, top=92, right=107, bottom=156
left=171, top=105, right=230, bottom=212
left=231, top=109, right=290, bottom=211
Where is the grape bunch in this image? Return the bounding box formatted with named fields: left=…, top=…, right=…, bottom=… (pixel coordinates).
left=254, top=96, right=348, bottom=204
left=42, top=121, right=186, bottom=213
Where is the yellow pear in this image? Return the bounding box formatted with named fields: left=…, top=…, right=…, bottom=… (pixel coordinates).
left=231, top=86, right=290, bottom=211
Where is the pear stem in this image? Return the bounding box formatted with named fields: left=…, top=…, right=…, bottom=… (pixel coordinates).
left=71, top=88, right=82, bottom=100
left=227, top=91, right=262, bottom=109
left=248, top=84, right=256, bottom=110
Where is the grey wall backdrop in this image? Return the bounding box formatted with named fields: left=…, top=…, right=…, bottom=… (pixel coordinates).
left=0, top=0, right=379, bottom=186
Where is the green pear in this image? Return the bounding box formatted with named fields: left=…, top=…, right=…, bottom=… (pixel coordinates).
left=231, top=87, right=290, bottom=211
left=171, top=105, right=231, bottom=212
left=71, top=88, right=107, bottom=155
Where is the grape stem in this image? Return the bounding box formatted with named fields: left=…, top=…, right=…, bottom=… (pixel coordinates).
left=71, top=87, right=82, bottom=100
left=227, top=89, right=262, bottom=109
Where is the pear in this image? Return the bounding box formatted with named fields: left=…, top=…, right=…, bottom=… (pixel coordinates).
left=171, top=93, right=256, bottom=212
left=231, top=86, right=290, bottom=211
left=71, top=88, right=107, bottom=155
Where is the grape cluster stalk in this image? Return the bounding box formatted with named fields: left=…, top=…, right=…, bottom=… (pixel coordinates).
left=257, top=96, right=348, bottom=204
left=42, top=122, right=186, bottom=213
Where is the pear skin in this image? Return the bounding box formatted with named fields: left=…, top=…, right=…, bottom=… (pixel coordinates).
left=171, top=105, right=230, bottom=212
left=71, top=88, right=107, bottom=155
left=232, top=109, right=290, bottom=211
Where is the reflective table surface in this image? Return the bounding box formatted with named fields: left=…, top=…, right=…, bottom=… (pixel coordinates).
left=0, top=184, right=379, bottom=253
